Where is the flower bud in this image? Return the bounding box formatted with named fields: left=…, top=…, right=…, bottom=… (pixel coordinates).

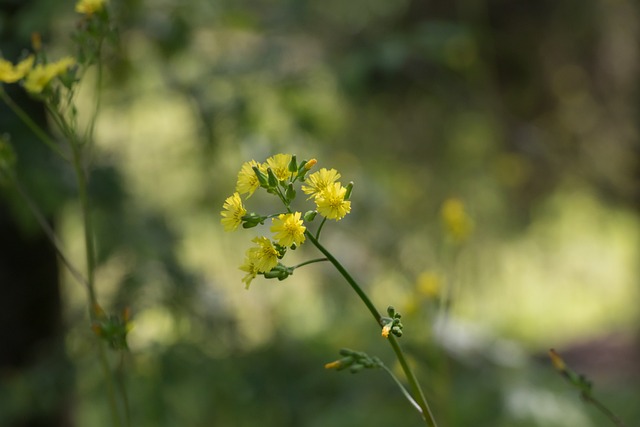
left=253, top=166, right=268, bottom=187
left=288, top=155, right=298, bottom=173
left=285, top=183, right=296, bottom=201
left=267, top=168, right=278, bottom=188
left=303, top=210, right=317, bottom=222
left=344, top=181, right=354, bottom=200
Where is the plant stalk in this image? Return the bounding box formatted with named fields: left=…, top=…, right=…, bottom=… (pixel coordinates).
left=305, top=231, right=437, bottom=426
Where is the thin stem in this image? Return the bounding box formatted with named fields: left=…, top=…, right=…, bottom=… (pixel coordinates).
left=304, top=230, right=438, bottom=426
left=315, top=216, right=327, bottom=240
left=582, top=394, right=628, bottom=427
left=3, top=169, right=88, bottom=289
left=388, top=335, right=438, bottom=427
left=380, top=364, right=422, bottom=413
left=0, top=87, right=68, bottom=161
left=292, top=257, right=328, bottom=269
left=304, top=231, right=380, bottom=323
left=68, top=127, right=123, bottom=427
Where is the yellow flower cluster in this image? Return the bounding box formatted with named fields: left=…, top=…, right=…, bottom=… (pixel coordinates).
left=0, top=55, right=75, bottom=94
left=221, top=154, right=352, bottom=287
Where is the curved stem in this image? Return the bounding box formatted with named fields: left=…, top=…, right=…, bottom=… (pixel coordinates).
left=0, top=87, right=68, bottom=161
left=293, top=257, right=328, bottom=269
left=305, top=231, right=380, bottom=323
left=304, top=230, right=437, bottom=426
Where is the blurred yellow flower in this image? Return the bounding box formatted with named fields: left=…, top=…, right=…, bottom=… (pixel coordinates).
left=24, top=57, right=75, bottom=94
left=75, top=0, right=106, bottom=15
left=416, top=271, right=441, bottom=299
left=220, top=192, right=246, bottom=231
left=441, top=198, right=473, bottom=243
left=302, top=168, right=341, bottom=199
left=0, top=56, right=34, bottom=83
left=236, top=160, right=265, bottom=197
left=315, top=182, right=351, bottom=220
left=271, top=212, right=306, bottom=247
left=247, top=237, right=279, bottom=273
left=265, top=153, right=292, bottom=182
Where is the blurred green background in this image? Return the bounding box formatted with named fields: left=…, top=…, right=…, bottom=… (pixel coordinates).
left=1, top=0, right=639, bottom=426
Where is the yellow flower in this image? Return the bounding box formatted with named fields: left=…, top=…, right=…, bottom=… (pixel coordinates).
left=75, top=0, right=106, bottom=15
left=315, top=183, right=351, bottom=220
left=381, top=323, right=392, bottom=338
left=416, top=271, right=441, bottom=299
left=302, top=168, right=341, bottom=198
left=236, top=160, right=265, bottom=197
left=239, top=257, right=260, bottom=289
left=270, top=212, right=306, bottom=247
left=247, top=237, right=279, bottom=273
left=441, top=198, right=473, bottom=243
left=24, top=57, right=76, bottom=94
left=265, top=153, right=292, bottom=182
left=0, top=56, right=34, bottom=83
left=220, top=192, right=246, bottom=231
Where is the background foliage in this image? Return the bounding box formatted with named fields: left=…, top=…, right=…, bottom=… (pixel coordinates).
left=1, top=0, right=639, bottom=426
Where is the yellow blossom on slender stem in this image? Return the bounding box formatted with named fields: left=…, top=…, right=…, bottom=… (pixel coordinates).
left=265, top=153, right=292, bottom=182
left=302, top=168, right=341, bottom=198
left=270, top=212, right=306, bottom=247
left=315, top=182, right=351, bottom=220
left=236, top=160, right=265, bottom=197
left=75, top=0, right=106, bottom=15
left=0, top=56, right=34, bottom=83
left=239, top=257, right=260, bottom=289
left=24, top=57, right=76, bottom=94
left=220, top=192, right=247, bottom=231
left=247, top=237, right=279, bottom=272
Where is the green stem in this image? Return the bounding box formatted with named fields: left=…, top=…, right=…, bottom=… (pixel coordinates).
left=380, top=364, right=422, bottom=413
left=0, top=87, right=68, bottom=160
left=304, top=231, right=437, bottom=426
left=388, top=335, right=438, bottom=426
left=293, top=257, right=328, bottom=269
left=69, top=132, right=123, bottom=427
left=315, top=217, right=327, bottom=240
left=305, top=231, right=380, bottom=323
left=581, top=394, right=628, bottom=427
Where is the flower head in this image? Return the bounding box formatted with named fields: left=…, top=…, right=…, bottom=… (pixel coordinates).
left=271, top=212, right=306, bottom=247
left=265, top=153, right=292, bottom=182
left=75, top=0, right=106, bottom=15
left=220, top=192, right=247, bottom=231
left=236, top=160, right=265, bottom=197
left=247, top=237, right=279, bottom=273
left=315, top=183, right=351, bottom=221
left=24, top=57, right=76, bottom=94
left=239, top=257, right=260, bottom=289
left=0, top=56, right=34, bottom=84
left=302, top=168, right=341, bottom=199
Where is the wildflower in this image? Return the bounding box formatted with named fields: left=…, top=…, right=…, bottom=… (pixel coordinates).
left=315, top=183, right=351, bottom=220
left=381, top=323, right=392, bottom=338
left=0, top=56, right=34, bottom=84
left=220, top=192, right=246, bottom=231
left=236, top=160, right=265, bottom=197
left=271, top=212, right=306, bottom=247
left=75, top=0, right=106, bottom=15
left=441, top=198, right=473, bottom=243
left=302, top=168, right=341, bottom=198
left=239, top=257, right=260, bottom=289
left=265, top=153, right=292, bottom=182
left=23, top=57, right=76, bottom=94
left=246, top=237, right=279, bottom=273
